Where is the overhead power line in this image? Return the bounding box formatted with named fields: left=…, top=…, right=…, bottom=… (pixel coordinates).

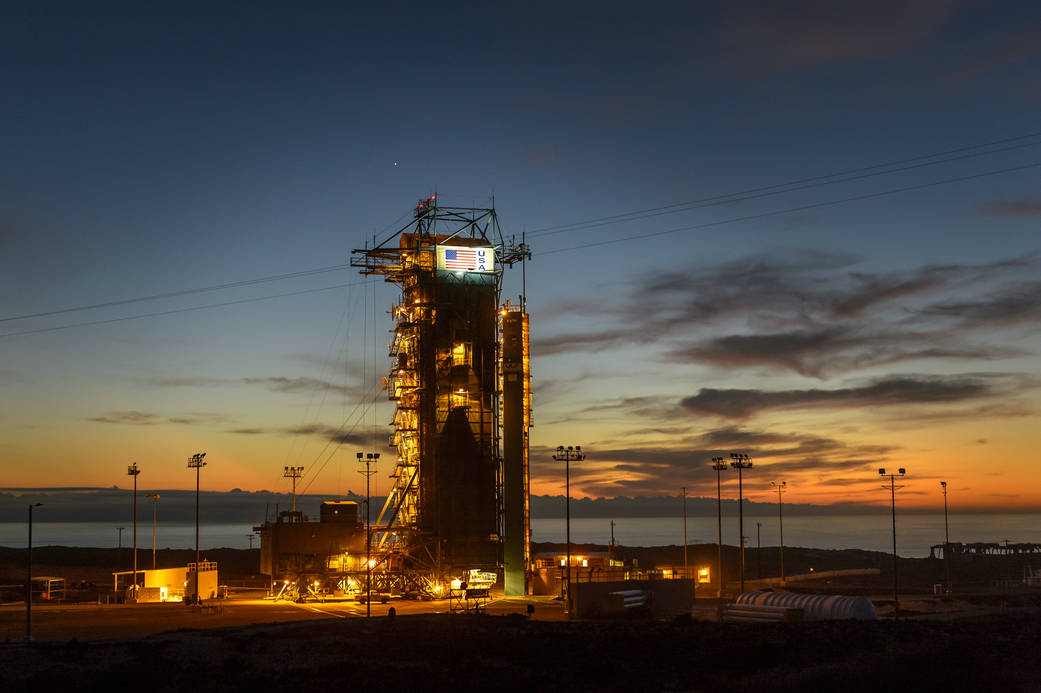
left=527, top=132, right=1041, bottom=238
left=0, top=263, right=350, bottom=324
left=299, top=397, right=378, bottom=496
left=2, top=130, right=1039, bottom=337
left=0, top=279, right=369, bottom=339
left=539, top=160, right=1041, bottom=256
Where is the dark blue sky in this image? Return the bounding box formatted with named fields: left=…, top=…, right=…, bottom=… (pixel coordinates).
left=2, top=2, right=1040, bottom=509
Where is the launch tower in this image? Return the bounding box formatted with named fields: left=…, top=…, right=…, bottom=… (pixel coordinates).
left=351, top=196, right=531, bottom=594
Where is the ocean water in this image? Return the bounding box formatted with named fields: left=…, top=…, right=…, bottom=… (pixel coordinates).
left=0, top=522, right=258, bottom=551
left=530, top=512, right=1041, bottom=558
left=1, top=512, right=1039, bottom=558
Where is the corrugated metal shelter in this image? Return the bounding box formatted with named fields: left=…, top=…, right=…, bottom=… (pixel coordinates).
left=735, top=590, right=877, bottom=620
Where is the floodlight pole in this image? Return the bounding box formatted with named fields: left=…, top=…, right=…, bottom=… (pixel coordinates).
left=553, top=445, right=585, bottom=615
left=730, top=453, right=753, bottom=594
left=711, top=457, right=727, bottom=597
left=127, top=463, right=140, bottom=601
left=188, top=452, right=207, bottom=601
left=283, top=466, right=304, bottom=513
left=358, top=452, right=379, bottom=618
left=26, top=502, right=42, bottom=642
left=146, top=493, right=160, bottom=570
left=771, top=481, right=786, bottom=584
left=879, top=467, right=906, bottom=614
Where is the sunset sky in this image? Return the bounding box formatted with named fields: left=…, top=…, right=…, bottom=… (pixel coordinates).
left=2, top=2, right=1039, bottom=511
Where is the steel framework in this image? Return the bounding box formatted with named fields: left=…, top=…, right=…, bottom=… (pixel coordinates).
left=351, top=196, right=530, bottom=588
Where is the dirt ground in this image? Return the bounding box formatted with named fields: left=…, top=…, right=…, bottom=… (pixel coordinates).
left=2, top=609, right=1041, bottom=692
left=2, top=545, right=1040, bottom=692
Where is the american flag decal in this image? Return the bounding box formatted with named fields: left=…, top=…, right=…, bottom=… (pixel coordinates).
left=439, top=246, right=494, bottom=272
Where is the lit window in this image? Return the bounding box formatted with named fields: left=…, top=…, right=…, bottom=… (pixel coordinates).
left=451, top=389, right=468, bottom=408
left=451, top=342, right=471, bottom=366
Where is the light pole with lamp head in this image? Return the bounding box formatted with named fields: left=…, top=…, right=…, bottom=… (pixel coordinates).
left=771, top=480, right=786, bottom=584
left=127, top=462, right=140, bottom=601
left=553, top=445, right=584, bottom=615
left=729, top=452, right=753, bottom=593
left=879, top=467, right=906, bottom=614
left=188, top=452, right=207, bottom=602
left=711, top=456, right=727, bottom=597
left=357, top=451, right=379, bottom=617
left=283, top=466, right=304, bottom=513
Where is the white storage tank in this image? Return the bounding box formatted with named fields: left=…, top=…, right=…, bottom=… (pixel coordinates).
left=735, top=591, right=877, bottom=620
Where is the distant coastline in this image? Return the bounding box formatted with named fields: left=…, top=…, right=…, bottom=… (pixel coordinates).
left=0, top=487, right=1034, bottom=524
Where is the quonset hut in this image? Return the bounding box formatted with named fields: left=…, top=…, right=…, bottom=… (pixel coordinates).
left=351, top=196, right=532, bottom=595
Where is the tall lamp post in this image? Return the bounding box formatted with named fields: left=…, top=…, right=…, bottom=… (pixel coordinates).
left=771, top=481, right=786, bottom=584
left=283, top=466, right=304, bottom=513
left=188, top=452, right=207, bottom=602
left=146, top=493, right=160, bottom=570
left=127, top=462, right=140, bottom=601
left=730, top=453, right=753, bottom=594
left=711, top=457, right=728, bottom=597
left=553, top=445, right=584, bottom=615
left=357, top=451, right=379, bottom=618
left=940, top=481, right=951, bottom=594
left=879, top=467, right=906, bottom=614
left=26, top=502, right=42, bottom=641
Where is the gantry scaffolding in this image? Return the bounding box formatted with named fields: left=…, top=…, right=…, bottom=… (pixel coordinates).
left=351, top=196, right=531, bottom=592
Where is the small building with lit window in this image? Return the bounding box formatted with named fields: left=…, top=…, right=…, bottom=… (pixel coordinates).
left=531, top=551, right=629, bottom=595
left=113, top=561, right=219, bottom=602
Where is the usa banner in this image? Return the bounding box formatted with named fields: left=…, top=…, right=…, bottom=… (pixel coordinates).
left=437, top=246, right=495, bottom=273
